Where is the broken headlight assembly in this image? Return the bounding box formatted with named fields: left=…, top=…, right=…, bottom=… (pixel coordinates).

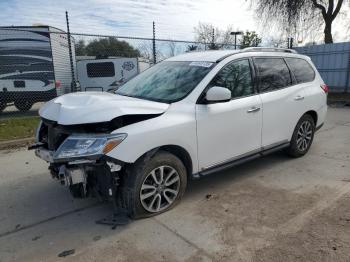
left=54, top=133, right=127, bottom=160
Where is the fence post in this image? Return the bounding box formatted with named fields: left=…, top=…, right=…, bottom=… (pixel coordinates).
left=66, top=11, right=76, bottom=92
left=345, top=48, right=350, bottom=93
left=152, top=21, right=156, bottom=64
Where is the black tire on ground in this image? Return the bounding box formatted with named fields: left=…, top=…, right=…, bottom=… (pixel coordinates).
left=0, top=98, right=6, bottom=112
left=287, top=114, right=315, bottom=158
left=119, top=150, right=187, bottom=219
left=14, top=101, right=33, bottom=111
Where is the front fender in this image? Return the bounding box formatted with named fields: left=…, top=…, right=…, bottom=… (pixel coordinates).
left=106, top=104, right=199, bottom=173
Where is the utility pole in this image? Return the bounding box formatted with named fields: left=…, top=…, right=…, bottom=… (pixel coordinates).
left=212, top=28, right=215, bottom=48
left=152, top=21, right=156, bottom=64
left=287, top=37, right=294, bottom=49
left=230, top=31, right=243, bottom=50
left=65, top=11, right=76, bottom=92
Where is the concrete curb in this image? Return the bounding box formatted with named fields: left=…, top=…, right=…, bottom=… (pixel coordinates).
left=0, top=137, right=34, bottom=151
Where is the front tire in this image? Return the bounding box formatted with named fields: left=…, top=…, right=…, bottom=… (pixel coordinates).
left=287, top=114, right=315, bottom=157
left=119, top=151, right=187, bottom=219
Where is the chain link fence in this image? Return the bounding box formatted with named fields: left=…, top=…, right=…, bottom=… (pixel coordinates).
left=0, top=23, right=240, bottom=148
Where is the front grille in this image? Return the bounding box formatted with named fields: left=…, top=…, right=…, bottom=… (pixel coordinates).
left=39, top=119, right=69, bottom=151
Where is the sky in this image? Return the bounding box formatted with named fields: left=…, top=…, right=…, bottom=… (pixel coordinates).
left=0, top=0, right=256, bottom=40
left=0, top=0, right=349, bottom=43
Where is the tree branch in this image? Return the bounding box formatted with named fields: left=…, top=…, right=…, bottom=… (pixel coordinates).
left=332, top=0, right=344, bottom=20
left=328, top=0, right=334, bottom=16
left=311, top=0, right=327, bottom=19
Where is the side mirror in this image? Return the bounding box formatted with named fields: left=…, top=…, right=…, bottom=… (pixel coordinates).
left=205, top=86, right=231, bottom=103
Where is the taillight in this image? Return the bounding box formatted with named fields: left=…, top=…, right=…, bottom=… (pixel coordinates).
left=320, top=84, right=328, bottom=93
left=55, top=80, right=61, bottom=88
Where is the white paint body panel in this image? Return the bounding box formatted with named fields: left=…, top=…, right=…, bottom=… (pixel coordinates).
left=39, top=92, right=169, bottom=125
left=196, top=95, right=262, bottom=169
left=107, top=102, right=199, bottom=173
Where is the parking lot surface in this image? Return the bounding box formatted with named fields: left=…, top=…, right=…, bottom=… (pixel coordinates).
left=0, top=107, right=349, bottom=262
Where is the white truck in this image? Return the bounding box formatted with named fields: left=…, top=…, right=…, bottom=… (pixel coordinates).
left=77, top=58, right=140, bottom=92
left=0, top=26, right=76, bottom=112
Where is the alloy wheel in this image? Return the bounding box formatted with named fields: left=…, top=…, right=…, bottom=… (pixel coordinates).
left=296, top=120, right=313, bottom=151
left=140, top=165, right=180, bottom=213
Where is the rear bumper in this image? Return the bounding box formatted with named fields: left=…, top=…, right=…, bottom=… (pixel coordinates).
left=316, top=104, right=327, bottom=127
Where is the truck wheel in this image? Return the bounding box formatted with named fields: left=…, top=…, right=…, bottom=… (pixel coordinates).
left=14, top=101, right=33, bottom=111
left=0, top=98, right=6, bottom=112
left=120, top=151, right=187, bottom=218
left=287, top=114, right=315, bottom=158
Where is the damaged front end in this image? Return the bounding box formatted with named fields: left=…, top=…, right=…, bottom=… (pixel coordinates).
left=30, top=118, right=129, bottom=200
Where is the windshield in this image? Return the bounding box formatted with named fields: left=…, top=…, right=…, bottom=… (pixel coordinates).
left=116, top=61, right=213, bottom=103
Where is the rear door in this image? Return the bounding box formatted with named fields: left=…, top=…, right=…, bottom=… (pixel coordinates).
left=254, top=57, right=308, bottom=148
left=196, top=59, right=263, bottom=170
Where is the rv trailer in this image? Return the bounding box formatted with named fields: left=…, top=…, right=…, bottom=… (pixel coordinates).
left=0, top=26, right=76, bottom=112
left=76, top=57, right=140, bottom=92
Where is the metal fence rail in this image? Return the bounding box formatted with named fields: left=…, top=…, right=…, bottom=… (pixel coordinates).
left=295, top=42, right=350, bottom=93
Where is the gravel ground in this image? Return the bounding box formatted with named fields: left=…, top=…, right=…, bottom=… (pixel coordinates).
left=0, top=107, right=349, bottom=262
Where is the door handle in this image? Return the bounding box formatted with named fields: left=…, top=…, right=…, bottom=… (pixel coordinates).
left=294, top=95, right=304, bottom=101
left=247, top=106, right=261, bottom=113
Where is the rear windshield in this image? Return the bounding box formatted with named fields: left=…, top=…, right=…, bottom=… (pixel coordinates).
left=116, top=61, right=213, bottom=103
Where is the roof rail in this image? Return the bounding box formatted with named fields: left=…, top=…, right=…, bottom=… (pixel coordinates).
left=241, top=47, right=298, bottom=54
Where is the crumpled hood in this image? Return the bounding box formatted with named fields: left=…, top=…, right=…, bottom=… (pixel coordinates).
left=39, top=92, right=169, bottom=125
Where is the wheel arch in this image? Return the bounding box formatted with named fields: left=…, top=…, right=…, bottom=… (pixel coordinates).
left=138, top=145, right=193, bottom=178
left=304, top=110, right=318, bottom=126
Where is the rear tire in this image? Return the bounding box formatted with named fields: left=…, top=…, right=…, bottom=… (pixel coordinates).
left=14, top=101, right=33, bottom=111
left=287, top=114, right=315, bottom=158
left=0, top=98, right=6, bottom=112
left=119, top=151, right=187, bottom=219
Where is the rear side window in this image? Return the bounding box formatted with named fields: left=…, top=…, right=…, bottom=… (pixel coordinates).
left=87, top=62, right=115, bottom=78
left=285, top=58, right=315, bottom=83
left=254, top=58, right=292, bottom=92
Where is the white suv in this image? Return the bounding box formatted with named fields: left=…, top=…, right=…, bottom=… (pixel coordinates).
left=32, top=48, right=328, bottom=218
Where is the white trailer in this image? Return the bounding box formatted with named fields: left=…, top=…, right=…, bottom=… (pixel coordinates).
left=0, top=26, right=76, bottom=111
left=77, top=58, right=139, bottom=92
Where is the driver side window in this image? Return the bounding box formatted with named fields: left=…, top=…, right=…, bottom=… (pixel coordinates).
left=209, top=59, right=254, bottom=99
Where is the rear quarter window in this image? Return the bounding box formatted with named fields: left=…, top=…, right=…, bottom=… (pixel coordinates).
left=285, top=58, right=315, bottom=83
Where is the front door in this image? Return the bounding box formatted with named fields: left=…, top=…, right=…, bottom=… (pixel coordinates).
left=196, top=59, right=262, bottom=171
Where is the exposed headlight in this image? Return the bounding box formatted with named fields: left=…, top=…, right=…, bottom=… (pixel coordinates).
left=54, top=133, right=127, bottom=160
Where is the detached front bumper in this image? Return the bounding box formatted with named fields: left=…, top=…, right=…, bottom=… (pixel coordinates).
left=33, top=146, right=123, bottom=199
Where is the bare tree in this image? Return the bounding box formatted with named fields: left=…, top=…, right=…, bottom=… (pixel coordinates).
left=252, top=0, right=347, bottom=43
left=194, top=22, right=237, bottom=49
left=138, top=41, right=165, bottom=63
left=167, top=41, right=177, bottom=57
